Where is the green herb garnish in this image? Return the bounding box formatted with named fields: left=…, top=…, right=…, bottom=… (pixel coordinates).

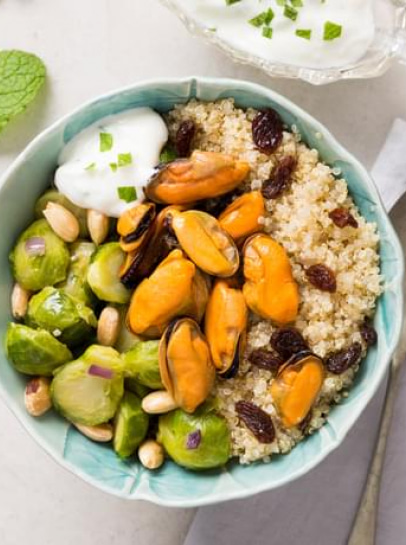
left=262, top=27, right=273, bottom=39
left=284, top=5, right=298, bottom=21
left=110, top=162, right=118, bottom=172
left=323, top=21, right=342, bottom=41
left=226, top=0, right=241, bottom=4
left=0, top=50, right=46, bottom=134
left=118, top=152, right=133, bottom=167
left=249, top=8, right=274, bottom=27
left=99, top=132, right=113, bottom=152
left=160, top=146, right=178, bottom=164
left=117, top=186, right=137, bottom=203
left=295, top=28, right=312, bottom=40
left=85, top=162, right=96, bottom=171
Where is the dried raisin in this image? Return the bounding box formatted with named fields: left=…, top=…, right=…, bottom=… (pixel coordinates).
left=252, top=109, right=283, bottom=154
left=306, top=264, right=337, bottom=293
left=270, top=327, right=308, bottom=360
left=262, top=155, right=297, bottom=199
left=235, top=400, right=276, bottom=443
left=249, top=348, right=283, bottom=372
left=325, top=342, right=362, bottom=374
left=329, top=208, right=358, bottom=228
left=175, top=120, right=195, bottom=157
left=360, top=321, right=378, bottom=347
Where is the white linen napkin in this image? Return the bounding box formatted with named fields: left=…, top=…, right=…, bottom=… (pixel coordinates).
left=184, top=119, right=406, bottom=545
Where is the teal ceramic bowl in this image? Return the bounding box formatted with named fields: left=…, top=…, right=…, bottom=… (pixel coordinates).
left=0, top=77, right=403, bottom=507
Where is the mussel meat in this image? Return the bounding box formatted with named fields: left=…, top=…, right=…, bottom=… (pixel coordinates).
left=117, top=203, right=156, bottom=253
left=127, top=249, right=209, bottom=338
left=170, top=210, right=239, bottom=277
left=205, top=279, right=247, bottom=377
left=145, top=151, right=250, bottom=205
left=159, top=318, right=215, bottom=413
left=270, top=351, right=324, bottom=428
left=218, top=191, right=265, bottom=241
left=243, top=234, right=299, bottom=323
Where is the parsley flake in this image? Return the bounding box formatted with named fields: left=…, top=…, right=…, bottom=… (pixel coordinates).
left=118, top=152, right=133, bottom=167
left=99, top=132, right=113, bottom=152
left=323, top=21, right=342, bottom=41
left=117, top=186, right=137, bottom=203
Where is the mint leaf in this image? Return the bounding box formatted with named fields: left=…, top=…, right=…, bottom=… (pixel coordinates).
left=0, top=50, right=46, bottom=133
left=100, top=132, right=113, bottom=152
left=117, top=186, right=137, bottom=203
left=117, top=152, right=133, bottom=167
left=323, top=21, right=342, bottom=41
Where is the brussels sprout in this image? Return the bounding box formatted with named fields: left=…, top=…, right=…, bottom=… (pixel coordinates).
left=58, top=242, right=96, bottom=307
left=158, top=404, right=230, bottom=470
left=115, top=306, right=140, bottom=353
left=113, top=392, right=149, bottom=458
left=87, top=243, right=131, bottom=304
left=26, top=287, right=97, bottom=347
left=6, top=323, right=72, bottom=376
left=35, top=189, right=89, bottom=238
left=10, top=219, right=70, bottom=291
left=123, top=341, right=163, bottom=389
left=51, top=345, right=124, bottom=426
left=125, top=379, right=151, bottom=398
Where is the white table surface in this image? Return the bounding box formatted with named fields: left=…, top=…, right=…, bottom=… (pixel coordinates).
left=1, top=1, right=406, bottom=544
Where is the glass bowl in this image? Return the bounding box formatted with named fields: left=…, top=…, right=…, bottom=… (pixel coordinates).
left=0, top=77, right=403, bottom=506
left=160, top=0, right=406, bottom=85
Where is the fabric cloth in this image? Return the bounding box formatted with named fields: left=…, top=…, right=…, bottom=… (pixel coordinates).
left=184, top=119, right=406, bottom=545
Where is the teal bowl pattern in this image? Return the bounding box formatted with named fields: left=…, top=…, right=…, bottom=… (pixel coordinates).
left=0, top=78, right=403, bottom=507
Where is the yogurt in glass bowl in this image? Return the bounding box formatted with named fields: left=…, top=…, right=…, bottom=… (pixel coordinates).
left=161, top=0, right=406, bottom=84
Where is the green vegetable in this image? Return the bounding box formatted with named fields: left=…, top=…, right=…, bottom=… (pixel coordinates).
left=10, top=219, right=70, bottom=291
left=159, top=145, right=177, bottom=164
left=117, top=186, right=137, bottom=203
left=51, top=345, right=124, bottom=426
left=35, top=189, right=89, bottom=238
left=26, top=287, right=97, bottom=347
left=158, top=404, right=230, bottom=470
left=323, top=21, right=342, bottom=41
left=87, top=242, right=131, bottom=304
left=6, top=323, right=72, bottom=376
left=114, top=306, right=140, bottom=352
left=123, top=340, right=163, bottom=389
left=0, top=50, right=46, bottom=133
left=99, top=132, right=113, bottom=152
left=113, top=392, right=149, bottom=458
left=58, top=241, right=96, bottom=307
left=125, top=378, right=151, bottom=398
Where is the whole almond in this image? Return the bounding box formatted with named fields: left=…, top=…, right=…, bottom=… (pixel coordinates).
left=74, top=423, right=113, bottom=443
left=87, top=209, right=109, bottom=245
left=141, top=391, right=178, bottom=415
left=138, top=439, right=164, bottom=470
left=97, top=306, right=120, bottom=347
left=11, top=283, right=31, bottom=320
left=25, top=377, right=52, bottom=417
left=43, top=202, right=80, bottom=242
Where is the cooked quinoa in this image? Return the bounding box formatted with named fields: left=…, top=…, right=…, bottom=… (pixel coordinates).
left=167, top=99, right=382, bottom=464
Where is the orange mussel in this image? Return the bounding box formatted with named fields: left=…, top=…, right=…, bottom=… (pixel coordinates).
left=218, top=191, right=265, bottom=241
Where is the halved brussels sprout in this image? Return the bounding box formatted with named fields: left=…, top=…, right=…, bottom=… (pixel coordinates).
left=125, top=379, right=151, bottom=398
left=58, top=242, right=96, bottom=307
left=35, top=189, right=89, bottom=238
left=114, top=306, right=140, bottom=353
left=87, top=243, right=131, bottom=304
left=123, top=340, right=163, bottom=390
left=10, top=219, right=70, bottom=291
left=113, top=392, right=149, bottom=458
left=26, top=287, right=97, bottom=347
left=158, top=404, right=230, bottom=470
left=6, top=323, right=72, bottom=376
left=51, top=345, right=124, bottom=426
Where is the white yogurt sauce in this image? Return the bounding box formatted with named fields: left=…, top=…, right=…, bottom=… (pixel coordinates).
left=55, top=108, right=168, bottom=218
left=175, top=0, right=375, bottom=69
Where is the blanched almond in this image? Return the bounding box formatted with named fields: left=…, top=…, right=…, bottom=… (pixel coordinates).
left=43, top=202, right=80, bottom=242
left=11, top=283, right=31, bottom=320
left=74, top=423, right=113, bottom=443
left=141, top=390, right=178, bottom=415
left=25, top=377, right=52, bottom=417
left=97, top=306, right=120, bottom=347
left=138, top=439, right=164, bottom=470
left=87, top=209, right=109, bottom=245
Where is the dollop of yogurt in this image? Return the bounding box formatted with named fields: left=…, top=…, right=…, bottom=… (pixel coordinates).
left=55, top=108, right=168, bottom=218
left=175, top=0, right=375, bottom=69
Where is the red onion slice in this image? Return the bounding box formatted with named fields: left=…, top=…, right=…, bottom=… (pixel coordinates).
left=186, top=429, right=201, bottom=450
left=88, top=365, right=114, bottom=380
left=25, top=237, right=46, bottom=257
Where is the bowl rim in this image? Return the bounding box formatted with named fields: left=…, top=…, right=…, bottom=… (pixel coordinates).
left=0, top=76, right=404, bottom=507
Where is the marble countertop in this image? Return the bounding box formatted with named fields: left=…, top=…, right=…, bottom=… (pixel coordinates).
left=1, top=1, right=406, bottom=543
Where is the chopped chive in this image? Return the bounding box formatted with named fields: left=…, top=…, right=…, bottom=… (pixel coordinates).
left=262, top=26, right=273, bottom=39
left=85, top=162, right=96, bottom=171
left=323, top=21, right=342, bottom=41
left=284, top=5, right=298, bottom=21
left=226, top=0, right=241, bottom=4
left=109, top=162, right=118, bottom=172
left=249, top=8, right=274, bottom=27
left=99, top=132, right=113, bottom=152
left=295, top=28, right=312, bottom=40
left=118, top=152, right=133, bottom=167
left=117, top=186, right=137, bottom=203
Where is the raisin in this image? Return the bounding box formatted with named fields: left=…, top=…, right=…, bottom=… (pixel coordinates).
left=270, top=327, right=308, bottom=360
left=235, top=401, right=276, bottom=443
left=360, top=321, right=378, bottom=347
left=325, top=342, right=362, bottom=374
left=306, top=264, right=337, bottom=293
left=249, top=348, right=283, bottom=372
left=252, top=109, right=283, bottom=154
left=175, top=120, right=195, bottom=157
left=262, top=155, right=297, bottom=200
left=329, top=208, right=358, bottom=228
